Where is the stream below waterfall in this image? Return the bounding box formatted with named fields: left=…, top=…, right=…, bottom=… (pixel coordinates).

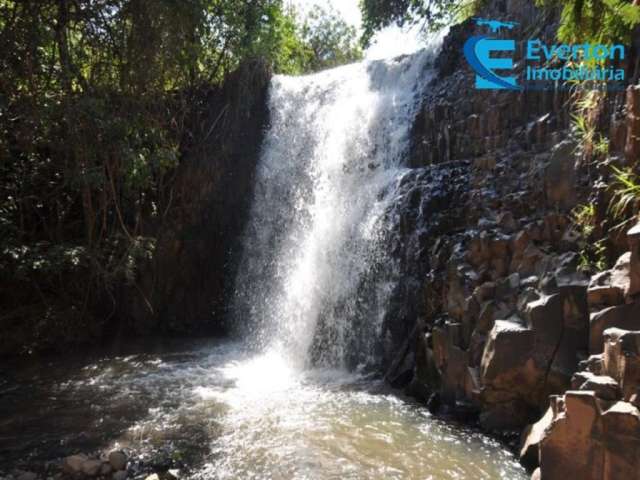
left=0, top=340, right=527, bottom=479
left=2, top=42, right=531, bottom=480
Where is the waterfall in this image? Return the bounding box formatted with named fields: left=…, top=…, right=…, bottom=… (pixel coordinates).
left=233, top=45, right=441, bottom=371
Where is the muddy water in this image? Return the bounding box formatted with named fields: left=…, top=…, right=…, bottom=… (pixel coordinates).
left=0, top=340, right=526, bottom=479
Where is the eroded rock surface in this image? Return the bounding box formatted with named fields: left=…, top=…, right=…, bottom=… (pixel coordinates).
left=526, top=369, right=640, bottom=480
left=391, top=1, right=640, bottom=478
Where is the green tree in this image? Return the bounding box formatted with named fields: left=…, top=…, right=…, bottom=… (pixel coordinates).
left=0, top=0, right=370, bottom=352
left=300, top=5, right=363, bottom=72
left=359, top=0, right=478, bottom=46
left=535, top=0, right=640, bottom=44
left=0, top=0, right=314, bottom=350
left=359, top=0, right=640, bottom=46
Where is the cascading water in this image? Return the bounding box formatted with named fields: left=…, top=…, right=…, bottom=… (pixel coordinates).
left=0, top=43, right=527, bottom=480
left=233, top=48, right=437, bottom=370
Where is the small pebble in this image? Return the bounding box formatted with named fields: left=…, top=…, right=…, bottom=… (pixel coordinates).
left=108, top=451, right=128, bottom=471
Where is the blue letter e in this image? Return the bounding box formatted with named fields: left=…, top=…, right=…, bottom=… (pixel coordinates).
left=464, top=37, right=519, bottom=90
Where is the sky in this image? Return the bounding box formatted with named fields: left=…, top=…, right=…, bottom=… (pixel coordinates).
left=287, top=0, right=424, bottom=60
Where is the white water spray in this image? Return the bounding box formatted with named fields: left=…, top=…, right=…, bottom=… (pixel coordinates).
left=233, top=44, right=443, bottom=370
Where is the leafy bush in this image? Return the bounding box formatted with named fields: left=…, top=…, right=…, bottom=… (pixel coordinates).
left=609, top=165, right=640, bottom=230
left=0, top=0, right=366, bottom=352
left=572, top=203, right=608, bottom=271
left=360, top=0, right=484, bottom=45
left=536, top=0, right=640, bottom=44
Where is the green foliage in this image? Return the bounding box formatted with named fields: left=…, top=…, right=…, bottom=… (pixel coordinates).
left=581, top=239, right=608, bottom=271
left=574, top=165, right=640, bottom=273
left=241, top=4, right=363, bottom=75
left=361, top=0, right=640, bottom=47
left=300, top=6, right=363, bottom=72
left=259, top=6, right=310, bottom=75
left=571, top=112, right=596, bottom=146
left=573, top=202, right=597, bottom=236
left=0, top=0, right=365, bottom=351
left=594, top=136, right=610, bottom=157
left=215, top=1, right=305, bottom=75
left=536, top=0, right=640, bottom=43
left=609, top=165, right=640, bottom=230
left=359, top=0, right=483, bottom=46
left=570, top=90, right=610, bottom=161
left=572, top=203, right=607, bottom=271
left=571, top=111, right=609, bottom=159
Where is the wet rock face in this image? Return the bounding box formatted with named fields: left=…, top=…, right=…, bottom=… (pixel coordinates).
left=394, top=0, right=640, bottom=476
left=403, top=127, right=593, bottom=426
left=381, top=2, right=626, bottom=396
left=380, top=162, right=470, bottom=372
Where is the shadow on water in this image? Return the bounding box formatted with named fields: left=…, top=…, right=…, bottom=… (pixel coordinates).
left=0, top=338, right=234, bottom=471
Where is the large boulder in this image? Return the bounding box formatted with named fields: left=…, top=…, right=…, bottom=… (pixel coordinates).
left=520, top=406, right=553, bottom=470
left=81, top=459, right=102, bottom=477
left=109, top=450, right=128, bottom=471
left=530, top=326, right=640, bottom=480
left=480, top=318, right=538, bottom=406
left=525, top=283, right=588, bottom=390
left=431, top=322, right=472, bottom=402
left=590, top=303, right=640, bottom=353
left=572, top=371, right=621, bottom=401
left=536, top=393, right=640, bottom=480
left=477, top=279, right=589, bottom=426
left=603, top=328, right=640, bottom=400
left=479, top=398, right=536, bottom=431
left=600, top=401, right=640, bottom=479
left=539, top=392, right=604, bottom=480
left=481, top=318, right=534, bottom=379
left=587, top=252, right=630, bottom=309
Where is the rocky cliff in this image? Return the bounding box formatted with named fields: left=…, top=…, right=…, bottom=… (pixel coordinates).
left=382, top=1, right=640, bottom=478
left=117, top=60, right=271, bottom=339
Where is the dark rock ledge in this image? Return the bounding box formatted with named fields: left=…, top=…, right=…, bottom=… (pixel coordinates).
left=380, top=1, right=640, bottom=479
